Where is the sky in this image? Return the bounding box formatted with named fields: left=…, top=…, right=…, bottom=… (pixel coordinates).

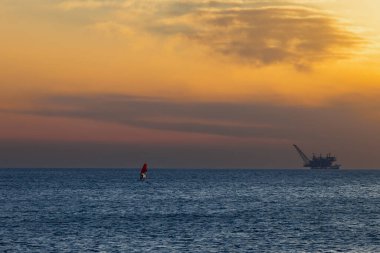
left=1, top=0, right=380, bottom=168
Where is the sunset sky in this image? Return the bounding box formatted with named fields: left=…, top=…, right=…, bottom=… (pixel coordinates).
left=1, top=0, right=380, bottom=168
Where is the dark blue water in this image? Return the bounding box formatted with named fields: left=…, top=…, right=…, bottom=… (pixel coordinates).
left=0, top=169, right=379, bottom=252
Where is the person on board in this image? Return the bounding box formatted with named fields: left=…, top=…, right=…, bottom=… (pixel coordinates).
left=139, top=163, right=148, bottom=181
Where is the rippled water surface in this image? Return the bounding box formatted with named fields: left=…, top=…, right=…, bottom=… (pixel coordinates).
left=0, top=169, right=379, bottom=252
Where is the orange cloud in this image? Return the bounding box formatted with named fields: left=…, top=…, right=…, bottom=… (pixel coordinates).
left=149, top=6, right=362, bottom=69
left=52, top=1, right=364, bottom=70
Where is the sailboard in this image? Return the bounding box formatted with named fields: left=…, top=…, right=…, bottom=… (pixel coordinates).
left=139, top=163, right=148, bottom=181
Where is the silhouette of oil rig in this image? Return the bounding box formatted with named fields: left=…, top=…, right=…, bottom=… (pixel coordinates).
left=293, top=144, right=341, bottom=170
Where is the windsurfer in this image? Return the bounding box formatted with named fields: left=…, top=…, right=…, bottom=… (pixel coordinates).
left=139, top=163, right=148, bottom=181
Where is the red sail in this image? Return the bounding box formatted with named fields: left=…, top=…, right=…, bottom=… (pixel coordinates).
left=140, top=163, right=148, bottom=174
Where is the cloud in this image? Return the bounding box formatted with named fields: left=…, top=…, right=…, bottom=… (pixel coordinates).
left=56, top=0, right=363, bottom=68
left=57, top=0, right=129, bottom=10
left=10, top=93, right=380, bottom=144
left=24, top=94, right=283, bottom=139
left=151, top=5, right=363, bottom=68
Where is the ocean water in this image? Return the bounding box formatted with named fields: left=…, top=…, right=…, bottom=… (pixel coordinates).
left=0, top=169, right=379, bottom=252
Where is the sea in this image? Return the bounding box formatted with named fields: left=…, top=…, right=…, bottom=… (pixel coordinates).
left=0, top=169, right=379, bottom=252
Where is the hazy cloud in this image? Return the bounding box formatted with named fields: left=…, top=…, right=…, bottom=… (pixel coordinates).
left=57, top=0, right=130, bottom=10
left=151, top=5, right=362, bottom=68
left=56, top=0, right=363, bottom=68
left=11, top=93, right=380, bottom=143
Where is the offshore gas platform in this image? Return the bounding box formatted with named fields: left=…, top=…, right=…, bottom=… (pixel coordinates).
left=293, top=145, right=341, bottom=169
